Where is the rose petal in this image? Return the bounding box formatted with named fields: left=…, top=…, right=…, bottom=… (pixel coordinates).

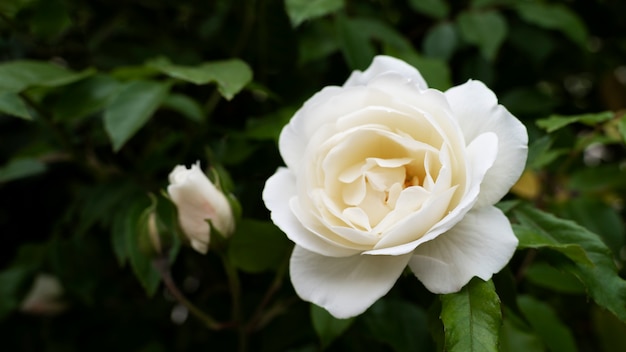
left=168, top=163, right=235, bottom=247
left=408, top=206, right=518, bottom=293
left=344, top=55, right=428, bottom=90
left=445, top=80, right=528, bottom=207
left=363, top=132, right=498, bottom=256
left=190, top=239, right=209, bottom=254
left=263, top=168, right=358, bottom=257
left=290, top=245, right=412, bottom=319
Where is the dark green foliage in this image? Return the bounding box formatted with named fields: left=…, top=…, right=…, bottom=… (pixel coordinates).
left=1, top=0, right=626, bottom=351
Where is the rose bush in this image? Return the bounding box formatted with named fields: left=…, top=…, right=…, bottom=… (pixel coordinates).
left=168, top=162, right=235, bottom=254
left=263, top=56, right=528, bottom=318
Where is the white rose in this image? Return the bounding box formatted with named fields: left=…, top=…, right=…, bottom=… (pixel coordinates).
left=168, top=162, right=235, bottom=254
left=262, top=56, right=527, bottom=318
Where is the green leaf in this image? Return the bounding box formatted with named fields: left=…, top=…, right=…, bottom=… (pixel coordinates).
left=423, top=22, right=458, bottom=61
left=162, top=93, right=205, bottom=122
left=515, top=2, right=588, bottom=47
left=103, top=80, right=170, bottom=152
left=558, top=197, right=625, bottom=256
left=335, top=15, right=376, bottom=70
left=440, top=278, right=501, bottom=352
left=124, top=197, right=161, bottom=296
left=517, top=295, right=577, bottom=352
left=0, top=158, right=46, bottom=183
left=52, top=74, right=121, bottom=122
left=227, top=219, right=291, bottom=273
left=525, top=262, right=585, bottom=294
left=363, top=298, right=430, bottom=351
left=149, top=58, right=252, bottom=100
left=0, top=60, right=94, bottom=93
left=285, top=0, right=344, bottom=27
left=408, top=0, right=449, bottom=19
left=0, top=91, right=31, bottom=119
left=526, top=135, right=569, bottom=170
left=512, top=224, right=593, bottom=266
left=457, top=10, right=508, bottom=61
left=536, top=111, right=614, bottom=133
left=499, top=309, right=545, bottom=352
left=514, top=206, right=626, bottom=322
left=310, top=304, right=354, bottom=349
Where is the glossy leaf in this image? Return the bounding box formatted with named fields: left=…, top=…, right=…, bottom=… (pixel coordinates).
left=536, top=111, right=614, bottom=133
left=0, top=158, right=46, bottom=183
left=514, top=206, right=626, bottom=322
left=0, top=60, right=94, bottom=92
left=558, top=197, right=625, bottom=256
left=285, top=0, right=344, bottom=27
left=150, top=59, right=252, bottom=100
left=526, top=135, right=569, bottom=170
left=310, top=304, right=354, bottom=349
left=457, top=10, right=508, bottom=61
left=525, top=262, right=585, bottom=294
left=512, top=223, right=593, bottom=266
left=518, top=295, right=577, bottom=352
left=440, top=278, right=501, bottom=352
left=103, top=80, right=170, bottom=151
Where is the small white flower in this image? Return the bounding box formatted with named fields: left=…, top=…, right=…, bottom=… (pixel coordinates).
left=263, top=56, right=528, bottom=318
left=168, top=162, right=235, bottom=254
left=20, top=274, right=65, bottom=315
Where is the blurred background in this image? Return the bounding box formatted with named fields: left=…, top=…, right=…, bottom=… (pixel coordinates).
left=1, top=0, right=625, bottom=351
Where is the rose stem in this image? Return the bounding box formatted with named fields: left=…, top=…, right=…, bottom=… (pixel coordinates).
left=152, top=256, right=225, bottom=330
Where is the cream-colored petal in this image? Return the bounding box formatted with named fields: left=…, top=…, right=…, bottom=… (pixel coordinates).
left=364, top=132, right=498, bottom=256
left=409, top=206, right=518, bottom=293
left=290, top=245, right=412, bottom=319
left=344, top=55, right=428, bottom=89
left=445, top=80, right=528, bottom=207
left=263, top=168, right=359, bottom=257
